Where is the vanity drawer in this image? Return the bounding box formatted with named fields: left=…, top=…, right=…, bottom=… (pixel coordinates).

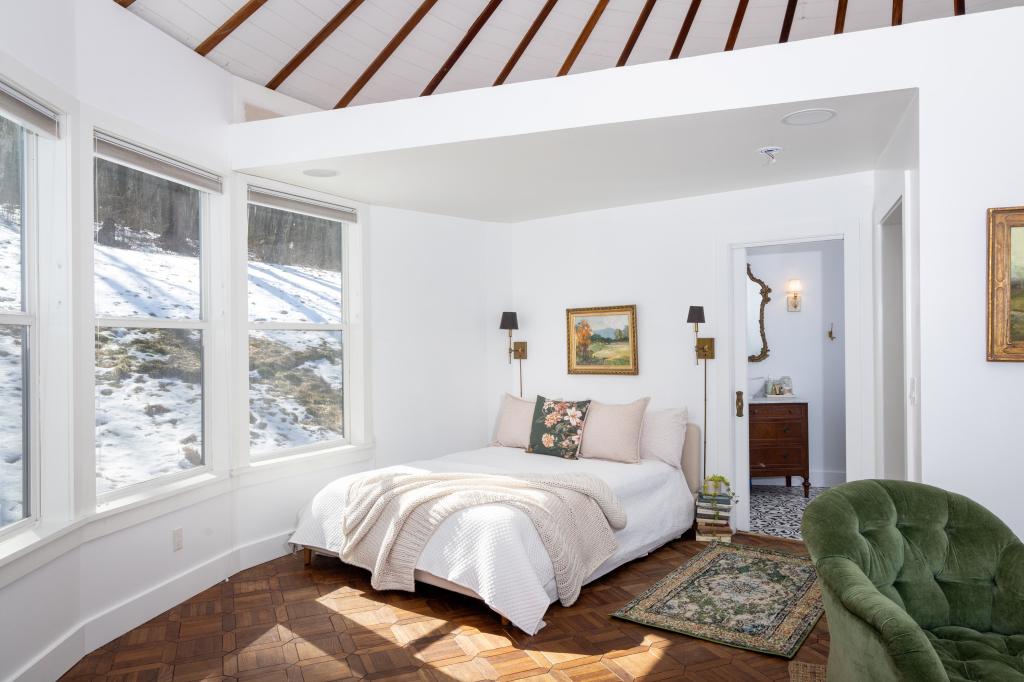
left=750, top=446, right=805, bottom=469
left=749, top=403, right=807, bottom=420
left=749, top=419, right=805, bottom=441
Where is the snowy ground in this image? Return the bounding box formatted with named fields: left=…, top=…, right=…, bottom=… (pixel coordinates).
left=0, top=213, right=345, bottom=501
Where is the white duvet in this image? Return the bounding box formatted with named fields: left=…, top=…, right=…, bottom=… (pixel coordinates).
left=289, top=446, right=693, bottom=634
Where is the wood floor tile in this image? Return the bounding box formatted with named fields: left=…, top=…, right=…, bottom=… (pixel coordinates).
left=61, top=534, right=828, bottom=682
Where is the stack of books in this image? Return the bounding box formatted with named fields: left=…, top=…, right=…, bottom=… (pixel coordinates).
left=695, top=491, right=733, bottom=542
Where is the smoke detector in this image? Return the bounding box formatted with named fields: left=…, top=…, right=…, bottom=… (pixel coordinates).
left=782, top=108, right=837, bottom=126
left=758, top=146, right=783, bottom=164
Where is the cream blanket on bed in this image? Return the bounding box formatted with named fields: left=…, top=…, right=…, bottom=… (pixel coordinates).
left=339, top=471, right=627, bottom=606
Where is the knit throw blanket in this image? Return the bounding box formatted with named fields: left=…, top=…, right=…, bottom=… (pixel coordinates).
left=339, top=470, right=628, bottom=606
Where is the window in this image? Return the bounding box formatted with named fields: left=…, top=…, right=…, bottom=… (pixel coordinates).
left=93, top=134, right=220, bottom=494
left=247, top=188, right=353, bottom=456
left=0, top=113, right=29, bottom=528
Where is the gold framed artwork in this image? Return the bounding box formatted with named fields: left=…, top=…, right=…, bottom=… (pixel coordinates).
left=987, top=206, right=1024, bottom=361
left=566, top=305, right=638, bottom=375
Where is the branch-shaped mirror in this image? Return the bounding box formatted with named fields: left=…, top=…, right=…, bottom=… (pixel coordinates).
left=747, top=263, right=771, bottom=363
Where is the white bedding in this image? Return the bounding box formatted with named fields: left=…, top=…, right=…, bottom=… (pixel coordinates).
left=289, top=446, right=693, bottom=634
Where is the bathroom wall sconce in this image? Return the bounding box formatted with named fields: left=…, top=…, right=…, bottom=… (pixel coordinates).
left=686, top=306, right=716, bottom=365
left=500, top=312, right=528, bottom=396
left=786, top=279, right=803, bottom=312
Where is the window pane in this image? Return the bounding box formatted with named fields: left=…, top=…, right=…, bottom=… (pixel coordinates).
left=247, top=204, right=342, bottom=324
left=0, top=324, right=26, bottom=527
left=94, top=158, right=202, bottom=319
left=249, top=330, right=343, bottom=453
left=0, top=115, right=24, bottom=312
left=96, top=327, right=203, bottom=493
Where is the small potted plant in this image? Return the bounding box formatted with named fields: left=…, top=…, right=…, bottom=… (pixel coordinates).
left=696, top=475, right=738, bottom=542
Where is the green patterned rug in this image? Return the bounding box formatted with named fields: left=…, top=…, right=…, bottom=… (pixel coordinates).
left=612, top=542, right=823, bottom=658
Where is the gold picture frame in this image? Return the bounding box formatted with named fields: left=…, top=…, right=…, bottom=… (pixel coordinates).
left=566, top=305, right=638, bottom=375
left=987, top=206, right=1024, bottom=361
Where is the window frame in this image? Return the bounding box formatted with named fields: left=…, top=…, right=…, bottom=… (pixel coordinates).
left=0, top=117, right=40, bottom=539
left=91, top=150, right=216, bottom=503
left=245, top=184, right=352, bottom=460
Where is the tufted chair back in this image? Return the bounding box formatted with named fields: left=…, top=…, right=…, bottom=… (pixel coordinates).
left=802, top=480, right=1024, bottom=634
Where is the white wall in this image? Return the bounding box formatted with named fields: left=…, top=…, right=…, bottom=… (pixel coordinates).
left=483, top=173, right=874, bottom=516
left=747, top=241, right=847, bottom=487
left=0, top=2, right=491, bottom=679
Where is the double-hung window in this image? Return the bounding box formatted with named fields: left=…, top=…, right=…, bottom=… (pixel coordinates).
left=0, top=82, right=58, bottom=530
left=93, top=133, right=221, bottom=494
left=246, top=187, right=353, bottom=457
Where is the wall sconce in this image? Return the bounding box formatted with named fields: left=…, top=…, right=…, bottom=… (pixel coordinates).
left=499, top=312, right=528, bottom=396
left=786, top=279, right=803, bottom=312
left=686, top=305, right=714, bottom=480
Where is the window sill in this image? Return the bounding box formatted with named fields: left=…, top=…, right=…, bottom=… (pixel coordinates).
left=233, top=442, right=374, bottom=488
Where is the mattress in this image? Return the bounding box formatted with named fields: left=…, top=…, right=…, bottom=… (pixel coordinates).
left=288, top=446, right=694, bottom=634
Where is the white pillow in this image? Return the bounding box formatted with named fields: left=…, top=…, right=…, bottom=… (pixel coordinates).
left=579, top=398, right=651, bottom=464
left=640, top=408, right=689, bottom=468
left=492, top=393, right=535, bottom=448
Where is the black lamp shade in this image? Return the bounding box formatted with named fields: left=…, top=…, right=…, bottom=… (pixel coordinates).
left=499, top=312, right=519, bottom=330
left=686, top=306, right=705, bottom=325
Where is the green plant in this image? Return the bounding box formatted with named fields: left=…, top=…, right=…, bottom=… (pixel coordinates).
left=701, top=474, right=739, bottom=523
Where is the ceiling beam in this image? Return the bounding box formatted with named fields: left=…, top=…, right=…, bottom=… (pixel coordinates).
left=558, top=0, right=610, bottom=77
left=892, top=0, right=903, bottom=25
left=954, top=0, right=966, bottom=15
left=336, top=0, right=439, bottom=108
left=779, top=0, right=798, bottom=43
left=115, top=0, right=137, bottom=7
left=267, top=0, right=364, bottom=90
left=725, top=0, right=750, bottom=51
left=835, top=0, right=848, bottom=34
left=616, top=0, right=657, bottom=67
left=422, top=0, right=503, bottom=96
left=494, top=0, right=558, bottom=86
left=670, top=0, right=702, bottom=59
left=195, top=0, right=268, bottom=57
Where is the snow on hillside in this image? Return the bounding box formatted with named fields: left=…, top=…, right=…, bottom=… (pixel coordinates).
left=0, top=212, right=345, bottom=503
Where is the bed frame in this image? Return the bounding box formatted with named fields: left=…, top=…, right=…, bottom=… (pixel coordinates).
left=298, top=423, right=701, bottom=621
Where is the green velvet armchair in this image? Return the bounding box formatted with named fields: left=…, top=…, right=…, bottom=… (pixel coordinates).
left=802, top=480, right=1024, bottom=681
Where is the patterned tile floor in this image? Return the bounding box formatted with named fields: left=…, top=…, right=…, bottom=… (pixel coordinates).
left=61, top=533, right=829, bottom=681
left=749, top=485, right=828, bottom=540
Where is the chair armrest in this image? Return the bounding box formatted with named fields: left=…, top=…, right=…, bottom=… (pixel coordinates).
left=994, top=541, right=1024, bottom=633
left=815, top=556, right=947, bottom=680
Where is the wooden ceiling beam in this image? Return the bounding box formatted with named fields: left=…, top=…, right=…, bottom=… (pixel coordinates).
left=779, top=0, right=798, bottom=43
left=835, top=0, right=848, bottom=34
left=558, top=0, right=610, bottom=76
left=892, top=0, right=903, bottom=25
left=670, top=0, right=702, bottom=59
left=954, top=0, right=966, bottom=15
left=422, top=0, right=503, bottom=96
left=335, top=0, right=439, bottom=108
left=616, top=0, right=657, bottom=67
left=267, top=0, right=364, bottom=90
left=725, top=0, right=750, bottom=51
left=195, top=0, right=268, bottom=57
left=494, top=0, right=558, bottom=86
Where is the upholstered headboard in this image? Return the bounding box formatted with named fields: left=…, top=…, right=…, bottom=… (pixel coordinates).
left=681, top=422, right=701, bottom=494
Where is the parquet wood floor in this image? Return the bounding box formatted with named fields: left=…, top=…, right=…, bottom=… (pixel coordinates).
left=61, top=533, right=829, bottom=681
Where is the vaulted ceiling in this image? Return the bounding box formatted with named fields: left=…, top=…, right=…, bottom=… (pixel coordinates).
left=115, top=0, right=1019, bottom=110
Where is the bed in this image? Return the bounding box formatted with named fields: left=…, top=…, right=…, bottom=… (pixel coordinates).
left=289, top=423, right=700, bottom=634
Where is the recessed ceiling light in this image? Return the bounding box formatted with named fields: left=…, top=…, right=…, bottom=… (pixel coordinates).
left=781, top=108, right=837, bottom=126
left=302, top=168, right=338, bottom=178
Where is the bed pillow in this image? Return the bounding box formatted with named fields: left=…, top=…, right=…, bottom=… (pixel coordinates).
left=527, top=396, right=591, bottom=459
left=579, top=398, right=651, bottom=464
left=640, top=408, right=689, bottom=468
left=492, top=393, right=535, bottom=448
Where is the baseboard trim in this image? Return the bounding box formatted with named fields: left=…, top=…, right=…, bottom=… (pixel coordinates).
left=11, top=531, right=294, bottom=682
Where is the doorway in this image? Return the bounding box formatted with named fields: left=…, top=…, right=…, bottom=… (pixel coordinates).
left=878, top=200, right=908, bottom=481
left=740, top=239, right=846, bottom=539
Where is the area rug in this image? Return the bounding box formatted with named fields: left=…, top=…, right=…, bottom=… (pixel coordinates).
left=612, top=542, right=823, bottom=658
left=789, top=660, right=827, bottom=681
left=750, top=485, right=828, bottom=540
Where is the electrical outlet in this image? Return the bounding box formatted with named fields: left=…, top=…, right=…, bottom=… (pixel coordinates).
left=172, top=528, right=183, bottom=552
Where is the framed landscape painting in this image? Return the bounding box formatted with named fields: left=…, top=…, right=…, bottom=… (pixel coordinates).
left=987, top=206, right=1024, bottom=361
left=566, top=305, right=638, bottom=375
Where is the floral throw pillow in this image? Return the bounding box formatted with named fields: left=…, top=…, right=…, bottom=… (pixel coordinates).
left=527, top=396, right=591, bottom=459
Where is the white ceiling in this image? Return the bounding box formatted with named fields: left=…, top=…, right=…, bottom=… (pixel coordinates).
left=241, top=90, right=917, bottom=222
left=123, top=0, right=1018, bottom=110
